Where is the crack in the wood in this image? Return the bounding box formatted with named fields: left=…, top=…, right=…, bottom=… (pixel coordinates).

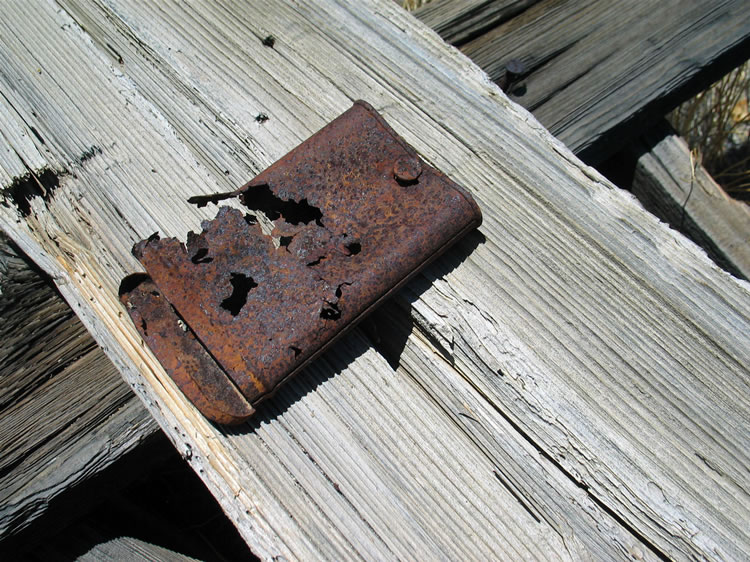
left=477, top=381, right=671, bottom=558
left=406, top=317, right=670, bottom=560
left=492, top=469, right=542, bottom=524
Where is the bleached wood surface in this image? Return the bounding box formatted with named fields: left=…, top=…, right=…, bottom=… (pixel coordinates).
left=628, top=122, right=750, bottom=280
left=0, top=0, right=748, bottom=559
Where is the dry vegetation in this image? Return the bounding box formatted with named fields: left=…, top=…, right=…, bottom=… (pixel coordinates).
left=669, top=61, right=750, bottom=201
left=401, top=0, right=428, bottom=10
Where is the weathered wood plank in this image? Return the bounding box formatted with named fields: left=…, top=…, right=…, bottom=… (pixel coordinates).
left=6, top=2, right=746, bottom=547
left=449, top=0, right=750, bottom=164
left=0, top=0, right=748, bottom=559
left=624, top=122, right=750, bottom=280
left=413, top=0, right=539, bottom=45
left=75, top=537, right=199, bottom=562
left=0, top=2, right=625, bottom=558
left=0, top=238, right=158, bottom=539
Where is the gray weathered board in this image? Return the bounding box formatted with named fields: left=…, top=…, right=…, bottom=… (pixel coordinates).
left=0, top=237, right=158, bottom=538
left=417, top=0, right=750, bottom=285
left=414, top=0, right=537, bottom=45
left=1, top=0, right=747, bottom=545
left=1, top=0, right=749, bottom=560
left=418, top=0, right=750, bottom=164
left=626, top=122, right=750, bottom=281
left=9, top=0, right=746, bottom=542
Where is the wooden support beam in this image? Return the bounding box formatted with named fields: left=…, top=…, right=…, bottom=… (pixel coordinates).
left=422, top=0, right=750, bottom=164
left=0, top=1, right=748, bottom=559
left=413, top=0, right=540, bottom=45
left=0, top=237, right=157, bottom=539
left=622, top=122, right=750, bottom=280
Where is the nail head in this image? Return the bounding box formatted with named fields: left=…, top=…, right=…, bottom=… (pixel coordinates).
left=393, top=156, right=422, bottom=182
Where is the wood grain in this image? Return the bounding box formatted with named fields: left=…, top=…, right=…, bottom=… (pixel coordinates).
left=451, top=0, right=750, bottom=163
left=413, top=0, right=540, bottom=45
left=0, top=0, right=748, bottom=559
left=75, top=537, right=198, bottom=562
left=626, top=122, right=750, bottom=280
left=0, top=238, right=157, bottom=538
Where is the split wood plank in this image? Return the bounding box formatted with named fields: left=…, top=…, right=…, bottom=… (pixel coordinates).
left=0, top=238, right=158, bottom=539
left=0, top=0, right=748, bottom=559
left=626, top=122, right=750, bottom=280
left=422, top=0, right=750, bottom=164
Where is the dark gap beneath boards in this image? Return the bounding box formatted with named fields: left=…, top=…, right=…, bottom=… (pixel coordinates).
left=0, top=434, right=257, bottom=561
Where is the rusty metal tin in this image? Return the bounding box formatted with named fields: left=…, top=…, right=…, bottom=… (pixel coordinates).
left=120, top=101, right=481, bottom=424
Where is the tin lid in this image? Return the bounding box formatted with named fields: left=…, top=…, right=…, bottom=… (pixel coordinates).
left=120, top=101, right=481, bottom=424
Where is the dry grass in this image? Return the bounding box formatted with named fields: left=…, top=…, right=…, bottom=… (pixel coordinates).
left=401, top=0, right=430, bottom=11
left=669, top=61, right=750, bottom=200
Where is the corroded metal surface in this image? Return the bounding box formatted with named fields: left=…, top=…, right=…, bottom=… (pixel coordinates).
left=120, top=101, right=481, bottom=424
left=121, top=275, right=255, bottom=424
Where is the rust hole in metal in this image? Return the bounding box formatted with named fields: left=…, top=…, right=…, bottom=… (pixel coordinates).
left=289, top=346, right=301, bottom=358
left=344, top=241, right=361, bottom=255
left=191, top=248, right=213, bottom=264
left=335, top=282, right=351, bottom=298
left=220, top=273, right=258, bottom=316
left=279, top=235, right=293, bottom=249
left=320, top=301, right=341, bottom=320
left=306, top=255, right=325, bottom=267
left=239, top=184, right=323, bottom=226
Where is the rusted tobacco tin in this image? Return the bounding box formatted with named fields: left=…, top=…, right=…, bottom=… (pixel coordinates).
left=120, top=101, right=481, bottom=424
